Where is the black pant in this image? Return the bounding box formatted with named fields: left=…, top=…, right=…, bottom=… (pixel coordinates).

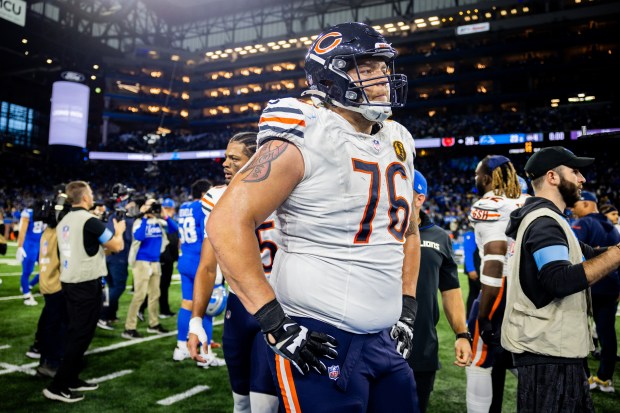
left=51, top=280, right=101, bottom=390
left=41, top=291, right=68, bottom=368
left=159, top=260, right=174, bottom=314
left=490, top=348, right=514, bottom=413
left=516, top=363, right=594, bottom=413
left=413, top=370, right=436, bottom=413
left=591, top=294, right=618, bottom=381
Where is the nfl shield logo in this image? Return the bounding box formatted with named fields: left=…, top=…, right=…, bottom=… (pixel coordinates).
left=62, top=225, right=70, bottom=241
left=328, top=365, right=340, bottom=381
left=372, top=139, right=381, bottom=152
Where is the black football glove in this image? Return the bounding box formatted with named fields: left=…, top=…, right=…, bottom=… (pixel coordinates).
left=478, top=317, right=500, bottom=346
left=254, top=299, right=338, bottom=375
left=390, top=295, right=418, bottom=359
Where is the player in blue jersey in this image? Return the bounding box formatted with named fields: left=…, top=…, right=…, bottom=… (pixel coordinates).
left=173, top=178, right=214, bottom=362
left=16, top=203, right=45, bottom=306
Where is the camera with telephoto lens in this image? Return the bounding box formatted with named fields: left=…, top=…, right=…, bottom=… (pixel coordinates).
left=146, top=202, right=162, bottom=216
left=103, top=183, right=137, bottom=221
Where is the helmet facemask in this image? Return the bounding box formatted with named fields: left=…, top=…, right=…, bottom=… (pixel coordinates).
left=334, top=55, right=408, bottom=122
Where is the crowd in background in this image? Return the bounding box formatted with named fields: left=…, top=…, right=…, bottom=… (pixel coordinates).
left=92, top=103, right=619, bottom=154
left=2, top=145, right=618, bottom=247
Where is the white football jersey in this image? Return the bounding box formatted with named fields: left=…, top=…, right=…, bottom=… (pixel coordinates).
left=257, top=98, right=416, bottom=334
left=469, top=191, right=529, bottom=277
left=202, top=184, right=280, bottom=283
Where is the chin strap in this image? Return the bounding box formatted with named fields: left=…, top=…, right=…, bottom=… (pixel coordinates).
left=302, top=89, right=392, bottom=123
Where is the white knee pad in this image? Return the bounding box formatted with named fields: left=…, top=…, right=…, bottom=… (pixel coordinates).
left=466, top=366, right=493, bottom=413
left=249, top=392, right=279, bottom=413
left=232, top=392, right=251, bottom=413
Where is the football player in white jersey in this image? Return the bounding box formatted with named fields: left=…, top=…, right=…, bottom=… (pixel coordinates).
left=205, top=22, right=422, bottom=412
left=466, top=155, right=529, bottom=413
left=189, top=132, right=280, bottom=413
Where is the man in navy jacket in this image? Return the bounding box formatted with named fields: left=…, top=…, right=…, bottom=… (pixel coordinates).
left=572, top=191, right=620, bottom=392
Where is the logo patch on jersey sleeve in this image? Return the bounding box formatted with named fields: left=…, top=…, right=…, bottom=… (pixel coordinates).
left=393, top=141, right=406, bottom=162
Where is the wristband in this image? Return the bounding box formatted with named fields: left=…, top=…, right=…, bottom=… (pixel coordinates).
left=253, top=299, right=286, bottom=333
left=480, top=274, right=504, bottom=287
left=456, top=332, right=472, bottom=342
left=189, top=316, right=208, bottom=343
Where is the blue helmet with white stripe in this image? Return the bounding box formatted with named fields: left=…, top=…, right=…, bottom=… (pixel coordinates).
left=206, top=284, right=228, bottom=317
left=303, top=22, right=408, bottom=122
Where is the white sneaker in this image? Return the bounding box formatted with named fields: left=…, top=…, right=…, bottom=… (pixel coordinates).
left=173, top=345, right=190, bottom=362
left=198, top=350, right=226, bottom=368
left=23, top=293, right=38, bottom=306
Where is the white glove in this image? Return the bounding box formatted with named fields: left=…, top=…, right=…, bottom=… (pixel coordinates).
left=189, top=316, right=208, bottom=344
left=16, top=247, right=27, bottom=264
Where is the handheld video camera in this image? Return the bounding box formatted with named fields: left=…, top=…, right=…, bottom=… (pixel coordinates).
left=104, top=183, right=137, bottom=221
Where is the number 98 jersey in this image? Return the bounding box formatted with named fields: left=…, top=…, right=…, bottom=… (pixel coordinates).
left=257, top=98, right=416, bottom=334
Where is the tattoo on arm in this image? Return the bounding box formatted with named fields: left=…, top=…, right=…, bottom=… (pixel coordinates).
left=241, top=140, right=289, bottom=183
left=405, top=217, right=419, bottom=237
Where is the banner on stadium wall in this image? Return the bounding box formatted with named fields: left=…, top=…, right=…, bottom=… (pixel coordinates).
left=456, top=22, right=490, bottom=36
left=570, top=128, right=620, bottom=140
left=88, top=149, right=226, bottom=161
left=49, top=81, right=90, bottom=148
left=0, top=0, right=27, bottom=26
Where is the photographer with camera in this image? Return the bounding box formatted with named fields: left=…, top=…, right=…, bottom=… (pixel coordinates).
left=122, top=197, right=178, bottom=339
left=97, top=184, right=137, bottom=331
left=43, top=181, right=125, bottom=403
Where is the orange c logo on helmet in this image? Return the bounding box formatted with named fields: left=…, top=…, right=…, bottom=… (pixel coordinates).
left=314, top=32, right=343, bottom=55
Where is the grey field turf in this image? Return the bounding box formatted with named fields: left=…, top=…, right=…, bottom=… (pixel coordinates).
left=1, top=243, right=618, bottom=412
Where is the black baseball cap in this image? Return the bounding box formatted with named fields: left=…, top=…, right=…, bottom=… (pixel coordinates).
left=524, top=146, right=594, bottom=180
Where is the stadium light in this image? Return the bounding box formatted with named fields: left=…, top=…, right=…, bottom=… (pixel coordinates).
left=46, top=58, right=53, bottom=64
left=91, top=75, right=97, bottom=80
left=22, top=38, right=28, bottom=44
left=93, top=64, right=99, bottom=69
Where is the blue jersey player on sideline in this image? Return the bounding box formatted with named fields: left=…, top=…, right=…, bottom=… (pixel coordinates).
left=189, top=132, right=280, bottom=413
left=173, top=179, right=213, bottom=363
left=205, top=23, right=421, bottom=413
left=16, top=205, right=45, bottom=305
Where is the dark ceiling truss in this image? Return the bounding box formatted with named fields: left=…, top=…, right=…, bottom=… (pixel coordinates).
left=35, top=0, right=174, bottom=53
left=169, top=0, right=418, bottom=51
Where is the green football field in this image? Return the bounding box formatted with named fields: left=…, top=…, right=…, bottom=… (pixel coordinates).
left=1, top=243, right=618, bottom=412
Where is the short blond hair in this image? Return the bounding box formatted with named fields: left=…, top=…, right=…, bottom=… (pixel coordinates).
left=65, top=181, right=90, bottom=205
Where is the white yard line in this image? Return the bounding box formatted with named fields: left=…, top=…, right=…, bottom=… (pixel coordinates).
left=0, top=293, right=42, bottom=301
left=85, top=319, right=222, bottom=356
left=0, top=362, right=36, bottom=376
left=85, top=331, right=178, bottom=355
left=0, top=272, right=23, bottom=276
left=156, top=385, right=210, bottom=406
left=89, top=369, right=133, bottom=384
left=0, top=345, right=11, bottom=350
left=0, top=319, right=224, bottom=377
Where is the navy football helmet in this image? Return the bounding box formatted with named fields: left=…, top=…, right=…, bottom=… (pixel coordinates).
left=303, top=22, right=408, bottom=122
